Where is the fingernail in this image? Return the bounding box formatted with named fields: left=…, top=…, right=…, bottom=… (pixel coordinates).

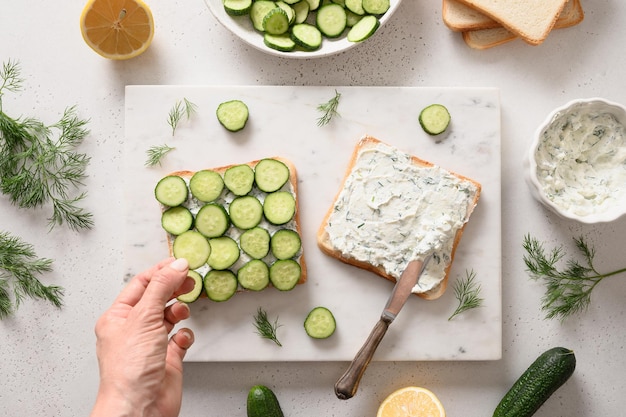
left=170, top=258, right=189, bottom=272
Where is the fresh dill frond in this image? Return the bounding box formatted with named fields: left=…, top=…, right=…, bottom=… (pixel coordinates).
left=523, top=234, right=626, bottom=321
left=448, top=269, right=484, bottom=320
left=0, top=61, right=93, bottom=231
left=0, top=231, right=63, bottom=319
left=145, top=144, right=175, bottom=167
left=253, top=307, right=283, bottom=346
left=167, top=98, right=197, bottom=136
left=316, top=89, right=341, bottom=127
left=0, top=60, right=24, bottom=106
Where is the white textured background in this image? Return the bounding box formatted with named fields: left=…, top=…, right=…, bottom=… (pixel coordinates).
left=1, top=0, right=626, bottom=416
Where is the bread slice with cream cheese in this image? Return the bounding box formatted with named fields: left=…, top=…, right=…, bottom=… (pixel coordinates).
left=162, top=157, right=307, bottom=292
left=317, top=136, right=480, bottom=300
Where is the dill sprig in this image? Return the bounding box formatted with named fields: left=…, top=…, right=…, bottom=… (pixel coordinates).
left=448, top=269, right=484, bottom=320
left=253, top=307, right=282, bottom=346
left=0, top=231, right=63, bottom=319
left=145, top=144, right=175, bottom=167
left=167, top=98, right=197, bottom=136
left=316, top=90, right=341, bottom=127
left=523, top=234, right=626, bottom=321
left=0, top=60, right=93, bottom=231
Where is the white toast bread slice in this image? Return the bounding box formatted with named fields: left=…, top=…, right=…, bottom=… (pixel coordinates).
left=455, top=0, right=568, bottom=45
left=164, top=157, right=307, bottom=291
left=461, top=0, right=584, bottom=49
left=317, top=136, right=481, bottom=300
left=443, top=0, right=500, bottom=32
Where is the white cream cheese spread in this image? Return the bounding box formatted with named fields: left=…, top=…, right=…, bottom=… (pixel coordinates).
left=325, top=141, right=479, bottom=294
left=535, top=108, right=626, bottom=217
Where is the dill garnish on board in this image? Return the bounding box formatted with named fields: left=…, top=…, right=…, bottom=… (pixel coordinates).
left=0, top=231, right=63, bottom=319
left=253, top=307, right=283, bottom=346
left=448, top=269, right=484, bottom=320
left=523, top=234, right=626, bottom=321
left=316, top=89, right=341, bottom=127
left=0, top=60, right=93, bottom=231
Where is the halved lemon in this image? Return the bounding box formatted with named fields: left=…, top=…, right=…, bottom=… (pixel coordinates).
left=377, top=386, right=446, bottom=417
left=80, top=0, right=154, bottom=60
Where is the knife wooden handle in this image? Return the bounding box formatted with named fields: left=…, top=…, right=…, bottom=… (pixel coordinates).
left=334, top=315, right=392, bottom=400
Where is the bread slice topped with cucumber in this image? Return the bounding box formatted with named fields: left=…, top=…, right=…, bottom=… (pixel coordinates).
left=317, top=136, right=481, bottom=300
left=154, top=157, right=307, bottom=302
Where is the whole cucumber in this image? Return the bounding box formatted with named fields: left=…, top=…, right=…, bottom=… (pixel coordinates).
left=493, top=347, right=576, bottom=417
left=247, top=384, right=285, bottom=417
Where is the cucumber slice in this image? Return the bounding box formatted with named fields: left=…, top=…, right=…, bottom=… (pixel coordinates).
left=291, top=23, right=322, bottom=51
left=189, top=170, right=224, bottom=202
left=316, top=3, right=347, bottom=38
left=345, top=9, right=362, bottom=27
left=224, top=0, right=253, bottom=15
left=161, top=206, right=193, bottom=235
left=195, top=203, right=230, bottom=238
left=264, top=33, right=296, bottom=52
left=207, top=236, right=240, bottom=270
left=177, top=270, right=203, bottom=303
left=269, top=259, right=301, bottom=291
left=224, top=164, right=255, bottom=196
left=346, top=14, right=379, bottom=42
left=419, top=104, right=451, bottom=136
left=271, top=229, right=301, bottom=259
left=250, top=0, right=278, bottom=31
left=229, top=195, right=264, bottom=229
left=276, top=1, right=296, bottom=24
left=172, top=231, right=211, bottom=269
left=263, top=8, right=290, bottom=35
left=304, top=0, right=320, bottom=11
left=254, top=159, right=290, bottom=192
left=155, top=175, right=188, bottom=207
left=238, top=259, right=270, bottom=291
left=240, top=227, right=271, bottom=259
left=292, top=0, right=310, bottom=24
left=263, top=191, right=296, bottom=225
left=216, top=100, right=249, bottom=132
left=204, top=270, right=238, bottom=302
left=362, top=0, right=389, bottom=14
left=344, top=0, right=364, bottom=15
left=304, top=306, right=336, bottom=338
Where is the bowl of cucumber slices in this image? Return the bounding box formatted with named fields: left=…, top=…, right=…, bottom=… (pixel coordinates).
left=205, top=0, right=402, bottom=58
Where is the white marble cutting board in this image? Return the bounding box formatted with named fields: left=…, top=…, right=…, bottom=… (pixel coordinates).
left=124, top=85, right=501, bottom=362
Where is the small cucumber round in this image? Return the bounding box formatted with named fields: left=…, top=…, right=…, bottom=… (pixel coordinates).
left=304, top=306, right=336, bottom=339
left=247, top=385, right=284, bottom=417
left=216, top=99, right=249, bottom=132
left=176, top=270, right=204, bottom=303
left=493, top=347, right=576, bottom=417
left=419, top=103, right=451, bottom=136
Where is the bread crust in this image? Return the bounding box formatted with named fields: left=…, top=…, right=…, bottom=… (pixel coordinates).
left=162, top=156, right=307, bottom=292
left=317, top=136, right=480, bottom=300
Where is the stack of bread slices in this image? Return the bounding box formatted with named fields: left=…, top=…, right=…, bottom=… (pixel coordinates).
left=443, top=0, right=584, bottom=49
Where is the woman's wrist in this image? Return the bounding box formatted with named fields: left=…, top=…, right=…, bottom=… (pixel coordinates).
left=90, top=380, right=155, bottom=417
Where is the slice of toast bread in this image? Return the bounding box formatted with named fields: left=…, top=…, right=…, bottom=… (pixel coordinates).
left=162, top=156, right=307, bottom=291
left=443, top=0, right=501, bottom=32
left=317, top=136, right=481, bottom=300
left=461, top=0, right=583, bottom=49
left=455, top=0, right=568, bottom=45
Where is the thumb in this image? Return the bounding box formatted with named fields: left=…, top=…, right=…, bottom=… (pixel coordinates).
left=142, top=258, right=190, bottom=307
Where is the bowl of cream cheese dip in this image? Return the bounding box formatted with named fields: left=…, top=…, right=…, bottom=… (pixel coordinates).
left=525, top=98, right=626, bottom=223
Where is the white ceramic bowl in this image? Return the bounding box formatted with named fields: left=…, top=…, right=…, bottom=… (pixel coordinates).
left=204, top=0, right=402, bottom=59
left=525, top=98, right=626, bottom=224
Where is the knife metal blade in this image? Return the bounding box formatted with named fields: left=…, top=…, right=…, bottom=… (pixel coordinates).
left=334, top=253, right=434, bottom=400
left=382, top=253, right=433, bottom=322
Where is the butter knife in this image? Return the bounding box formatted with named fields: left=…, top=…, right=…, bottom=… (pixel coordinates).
left=334, top=254, right=433, bottom=400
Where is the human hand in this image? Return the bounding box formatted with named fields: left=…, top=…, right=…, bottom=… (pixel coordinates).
left=90, top=257, right=195, bottom=417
